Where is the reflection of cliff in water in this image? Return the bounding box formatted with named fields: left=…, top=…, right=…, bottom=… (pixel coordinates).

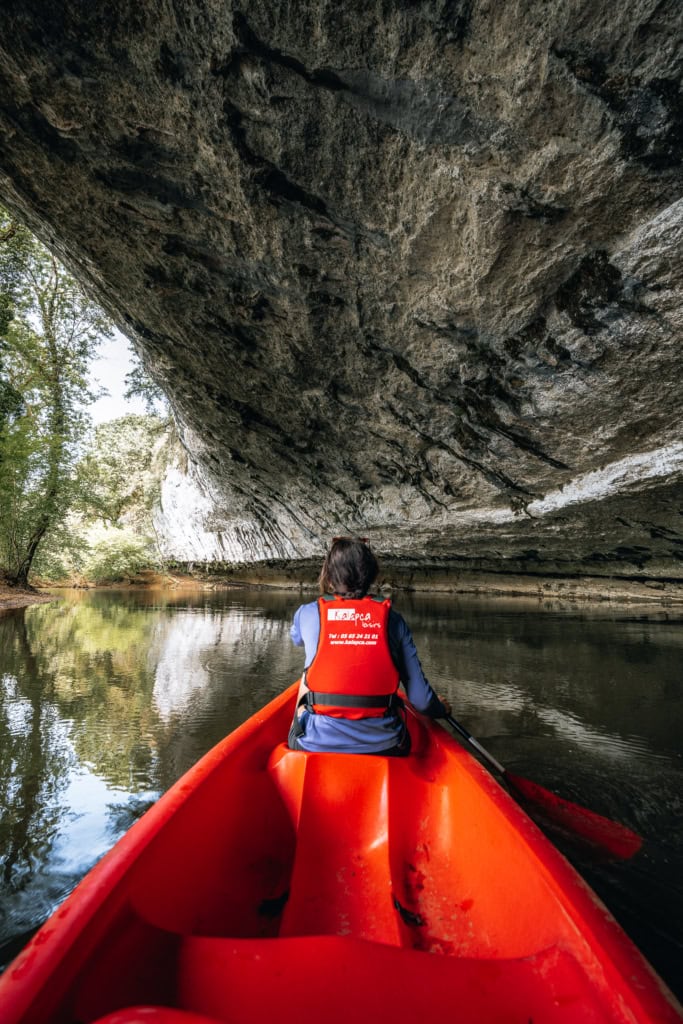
left=150, top=605, right=297, bottom=722
left=145, top=600, right=303, bottom=780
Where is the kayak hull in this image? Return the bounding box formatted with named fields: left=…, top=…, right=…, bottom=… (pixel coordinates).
left=0, top=683, right=680, bottom=1023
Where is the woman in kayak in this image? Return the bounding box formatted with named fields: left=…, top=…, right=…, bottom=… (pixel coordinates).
left=288, top=536, right=450, bottom=755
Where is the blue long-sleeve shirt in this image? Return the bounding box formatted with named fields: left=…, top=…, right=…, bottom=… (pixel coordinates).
left=290, top=599, right=445, bottom=753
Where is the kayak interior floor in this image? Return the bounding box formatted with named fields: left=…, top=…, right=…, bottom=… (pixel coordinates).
left=122, top=734, right=582, bottom=959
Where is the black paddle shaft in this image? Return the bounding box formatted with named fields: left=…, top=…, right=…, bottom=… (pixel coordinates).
left=444, top=714, right=506, bottom=776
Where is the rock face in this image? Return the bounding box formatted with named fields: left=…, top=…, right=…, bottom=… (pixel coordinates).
left=0, top=1, right=681, bottom=576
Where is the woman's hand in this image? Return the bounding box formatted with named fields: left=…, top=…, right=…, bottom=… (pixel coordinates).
left=439, top=695, right=452, bottom=717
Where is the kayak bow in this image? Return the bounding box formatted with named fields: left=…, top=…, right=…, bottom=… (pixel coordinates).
left=0, top=683, right=679, bottom=1024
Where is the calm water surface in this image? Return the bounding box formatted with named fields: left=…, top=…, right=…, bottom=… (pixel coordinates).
left=0, top=587, right=681, bottom=998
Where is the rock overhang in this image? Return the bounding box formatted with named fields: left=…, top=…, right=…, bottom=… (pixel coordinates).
left=0, top=0, right=681, bottom=576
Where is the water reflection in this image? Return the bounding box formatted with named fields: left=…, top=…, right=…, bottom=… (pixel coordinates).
left=0, top=588, right=681, bottom=998
left=0, top=588, right=303, bottom=960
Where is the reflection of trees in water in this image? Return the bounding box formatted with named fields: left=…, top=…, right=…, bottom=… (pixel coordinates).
left=0, top=613, right=71, bottom=894
left=0, top=599, right=167, bottom=964
left=23, top=599, right=161, bottom=791
left=105, top=795, right=158, bottom=835
left=8, top=594, right=303, bottom=796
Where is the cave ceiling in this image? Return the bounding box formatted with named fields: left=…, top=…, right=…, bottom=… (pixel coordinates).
left=0, top=1, right=681, bottom=575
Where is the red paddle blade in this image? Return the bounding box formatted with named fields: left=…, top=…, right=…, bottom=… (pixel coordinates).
left=506, top=773, right=643, bottom=860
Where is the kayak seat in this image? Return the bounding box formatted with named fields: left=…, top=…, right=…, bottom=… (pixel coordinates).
left=268, top=744, right=403, bottom=944
left=123, top=740, right=299, bottom=939
left=72, top=719, right=635, bottom=1024
left=266, top=739, right=583, bottom=960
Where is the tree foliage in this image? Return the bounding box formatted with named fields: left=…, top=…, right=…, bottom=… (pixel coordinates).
left=0, top=208, right=178, bottom=587
left=0, top=207, right=111, bottom=584
left=0, top=227, right=24, bottom=431
left=65, top=413, right=176, bottom=583
left=124, top=354, right=167, bottom=416
left=77, top=414, right=171, bottom=528
left=26, top=412, right=177, bottom=584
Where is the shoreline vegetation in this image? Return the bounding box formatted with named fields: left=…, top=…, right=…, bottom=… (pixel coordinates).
left=3, top=563, right=682, bottom=613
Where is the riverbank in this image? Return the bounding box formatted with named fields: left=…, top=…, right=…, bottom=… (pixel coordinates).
left=0, top=582, right=56, bottom=612
left=5, top=565, right=683, bottom=609
left=173, top=560, right=683, bottom=606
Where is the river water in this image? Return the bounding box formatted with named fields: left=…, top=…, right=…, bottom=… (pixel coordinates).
left=0, top=587, right=681, bottom=999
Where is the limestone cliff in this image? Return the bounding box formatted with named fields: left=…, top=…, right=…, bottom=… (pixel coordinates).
left=0, top=1, right=681, bottom=577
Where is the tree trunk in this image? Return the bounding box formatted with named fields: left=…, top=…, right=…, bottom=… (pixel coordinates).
left=9, top=523, right=51, bottom=586
left=8, top=313, right=66, bottom=586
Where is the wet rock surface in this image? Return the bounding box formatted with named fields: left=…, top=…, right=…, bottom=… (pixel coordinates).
left=0, top=1, right=681, bottom=575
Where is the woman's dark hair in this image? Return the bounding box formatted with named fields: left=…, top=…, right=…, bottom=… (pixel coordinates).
left=319, top=537, right=379, bottom=598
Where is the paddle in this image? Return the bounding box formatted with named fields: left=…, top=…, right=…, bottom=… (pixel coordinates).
left=443, top=713, right=642, bottom=860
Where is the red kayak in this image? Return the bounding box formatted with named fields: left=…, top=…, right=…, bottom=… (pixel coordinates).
left=0, top=683, right=680, bottom=1024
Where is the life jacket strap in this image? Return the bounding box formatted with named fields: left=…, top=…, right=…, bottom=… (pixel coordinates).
left=301, top=691, right=403, bottom=713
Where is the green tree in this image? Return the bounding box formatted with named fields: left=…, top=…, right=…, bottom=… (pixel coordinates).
left=67, top=412, right=176, bottom=582
left=77, top=413, right=172, bottom=529
left=27, top=411, right=177, bottom=584
left=0, top=208, right=111, bottom=585
left=124, top=353, right=167, bottom=416
left=0, top=224, right=24, bottom=433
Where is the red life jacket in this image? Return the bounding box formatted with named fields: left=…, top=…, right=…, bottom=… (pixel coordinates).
left=303, top=596, right=400, bottom=719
